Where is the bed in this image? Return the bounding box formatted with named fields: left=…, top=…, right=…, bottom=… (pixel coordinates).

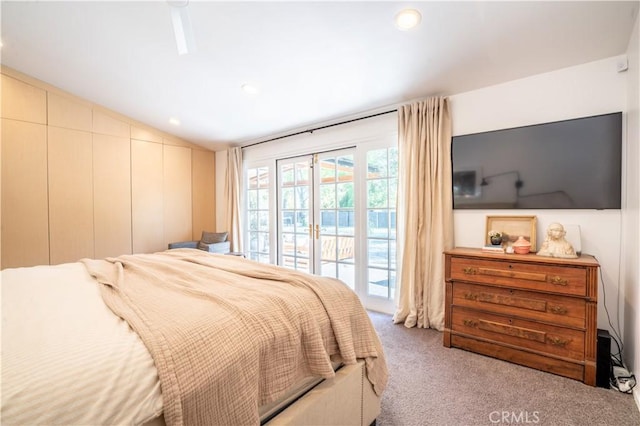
left=1, top=249, right=387, bottom=425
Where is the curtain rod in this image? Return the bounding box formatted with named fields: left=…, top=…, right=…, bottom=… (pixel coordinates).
left=241, top=109, right=398, bottom=149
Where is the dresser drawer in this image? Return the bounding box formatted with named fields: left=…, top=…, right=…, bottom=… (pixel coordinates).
left=452, top=282, right=586, bottom=329
left=450, top=257, right=587, bottom=296
left=452, top=306, right=585, bottom=361
left=450, top=335, right=586, bottom=383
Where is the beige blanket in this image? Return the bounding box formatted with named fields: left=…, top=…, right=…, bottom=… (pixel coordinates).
left=81, top=249, right=387, bottom=426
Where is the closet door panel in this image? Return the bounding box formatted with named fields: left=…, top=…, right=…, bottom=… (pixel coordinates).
left=131, top=139, right=164, bottom=253
left=93, top=109, right=130, bottom=138
left=48, top=92, right=92, bottom=132
left=0, top=74, right=46, bottom=123
left=48, top=127, right=94, bottom=264
left=1, top=119, right=49, bottom=268
left=191, top=149, right=216, bottom=240
left=93, top=134, right=132, bottom=258
left=131, top=126, right=162, bottom=144
left=163, top=145, right=192, bottom=247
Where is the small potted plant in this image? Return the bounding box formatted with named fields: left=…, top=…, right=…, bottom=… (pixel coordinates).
left=488, top=230, right=503, bottom=246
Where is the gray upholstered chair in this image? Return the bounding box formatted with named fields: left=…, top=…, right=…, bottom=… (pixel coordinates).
left=168, top=231, right=230, bottom=254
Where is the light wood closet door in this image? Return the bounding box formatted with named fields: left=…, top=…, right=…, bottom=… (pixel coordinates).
left=1, top=119, right=49, bottom=268
left=163, top=145, right=192, bottom=247
left=93, top=134, right=132, bottom=258
left=191, top=149, right=216, bottom=240
left=1, top=74, right=47, bottom=124
left=48, top=127, right=94, bottom=265
left=131, top=139, right=164, bottom=253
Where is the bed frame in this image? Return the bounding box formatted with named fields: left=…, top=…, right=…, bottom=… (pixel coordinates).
left=266, top=360, right=380, bottom=426
left=143, top=361, right=380, bottom=426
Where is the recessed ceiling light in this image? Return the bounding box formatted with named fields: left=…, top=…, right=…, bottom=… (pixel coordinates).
left=241, top=83, right=260, bottom=95
left=169, top=117, right=181, bottom=126
left=395, top=9, right=422, bottom=30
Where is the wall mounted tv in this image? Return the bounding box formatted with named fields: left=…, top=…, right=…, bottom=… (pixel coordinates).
left=451, top=112, right=622, bottom=209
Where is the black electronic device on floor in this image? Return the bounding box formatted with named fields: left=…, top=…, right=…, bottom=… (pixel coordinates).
left=596, top=328, right=612, bottom=388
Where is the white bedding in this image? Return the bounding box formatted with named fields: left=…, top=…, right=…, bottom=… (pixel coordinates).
left=1, top=263, right=163, bottom=425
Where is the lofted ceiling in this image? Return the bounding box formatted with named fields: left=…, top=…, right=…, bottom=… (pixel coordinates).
left=1, top=1, right=637, bottom=151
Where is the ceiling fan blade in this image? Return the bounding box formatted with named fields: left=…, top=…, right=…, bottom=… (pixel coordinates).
left=169, top=2, right=196, bottom=55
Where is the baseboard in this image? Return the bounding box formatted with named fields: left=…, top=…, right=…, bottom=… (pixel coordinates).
left=634, top=386, right=640, bottom=415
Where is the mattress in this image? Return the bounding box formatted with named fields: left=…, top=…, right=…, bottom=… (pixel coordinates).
left=1, top=262, right=163, bottom=425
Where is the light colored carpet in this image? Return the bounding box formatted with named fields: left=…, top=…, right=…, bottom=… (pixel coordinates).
left=368, top=311, right=640, bottom=426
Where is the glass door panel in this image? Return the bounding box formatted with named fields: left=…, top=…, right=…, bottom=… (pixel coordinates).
left=316, top=150, right=355, bottom=289
left=365, top=147, right=398, bottom=301
left=278, top=158, right=313, bottom=273
left=246, top=166, right=271, bottom=263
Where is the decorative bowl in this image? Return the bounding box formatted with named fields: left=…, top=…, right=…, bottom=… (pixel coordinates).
left=512, top=236, right=531, bottom=254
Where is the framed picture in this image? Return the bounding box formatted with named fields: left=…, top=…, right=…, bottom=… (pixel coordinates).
left=485, top=215, right=537, bottom=252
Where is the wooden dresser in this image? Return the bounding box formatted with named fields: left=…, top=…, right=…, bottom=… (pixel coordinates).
left=443, top=247, right=599, bottom=385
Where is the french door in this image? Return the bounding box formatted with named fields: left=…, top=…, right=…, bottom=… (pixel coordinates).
left=261, top=141, right=397, bottom=313
left=277, top=148, right=356, bottom=289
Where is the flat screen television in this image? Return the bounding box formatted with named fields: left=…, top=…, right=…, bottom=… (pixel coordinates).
left=451, top=112, right=622, bottom=209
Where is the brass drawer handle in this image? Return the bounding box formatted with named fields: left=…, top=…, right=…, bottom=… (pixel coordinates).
left=547, top=336, right=570, bottom=347
left=463, top=319, right=478, bottom=328
left=464, top=292, right=478, bottom=300
left=463, top=267, right=478, bottom=275
left=478, top=267, right=547, bottom=282
left=549, top=305, right=568, bottom=315
left=549, top=276, right=568, bottom=286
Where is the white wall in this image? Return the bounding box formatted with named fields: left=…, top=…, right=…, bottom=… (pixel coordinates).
left=623, top=11, right=639, bottom=405
left=449, top=56, right=628, bottom=339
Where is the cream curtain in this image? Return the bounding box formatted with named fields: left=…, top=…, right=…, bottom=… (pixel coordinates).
left=393, top=97, right=454, bottom=331
left=225, top=147, right=243, bottom=252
